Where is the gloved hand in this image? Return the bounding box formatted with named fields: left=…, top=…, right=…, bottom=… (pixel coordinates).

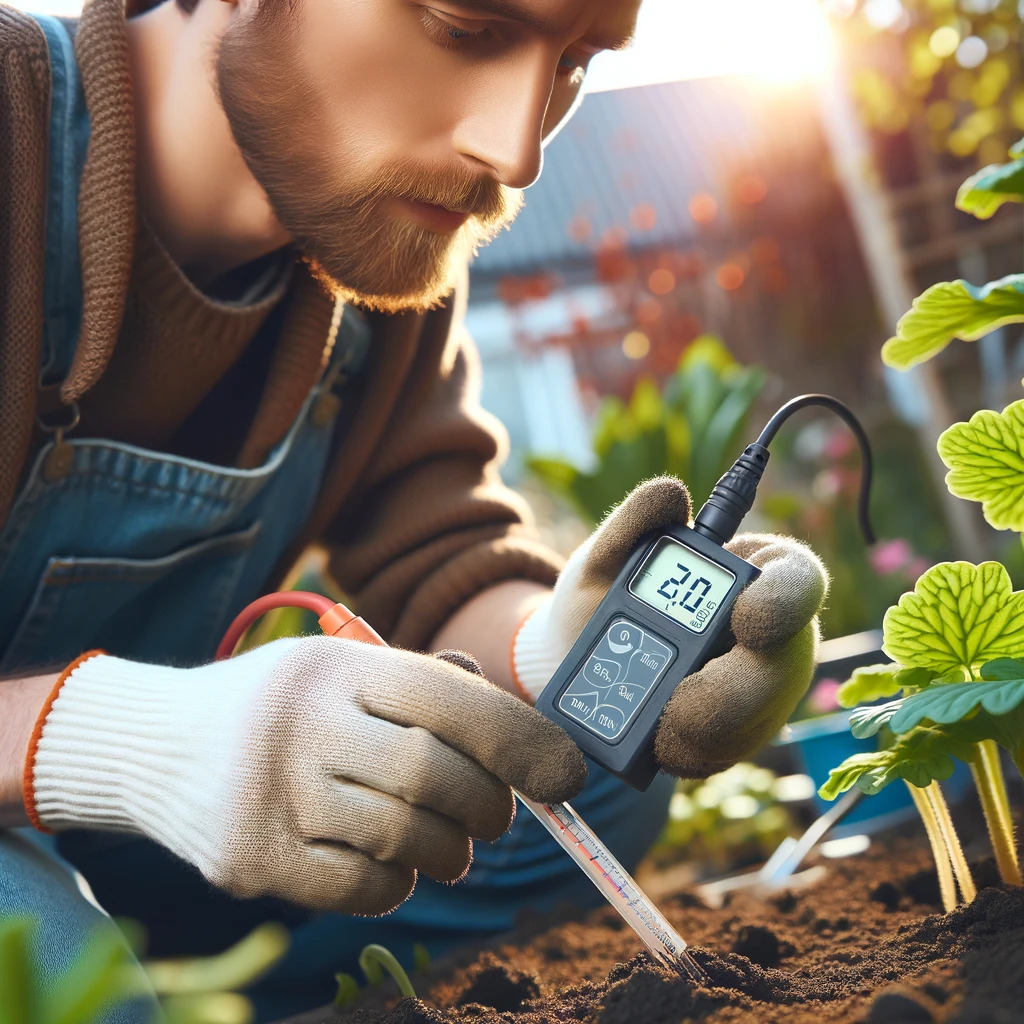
left=653, top=532, right=828, bottom=778
left=512, top=477, right=828, bottom=779
left=24, top=637, right=586, bottom=915
left=513, top=477, right=693, bottom=697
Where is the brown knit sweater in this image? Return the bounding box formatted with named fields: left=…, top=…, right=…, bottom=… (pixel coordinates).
left=0, top=0, right=562, bottom=650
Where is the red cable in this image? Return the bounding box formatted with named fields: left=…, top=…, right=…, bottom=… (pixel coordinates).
left=216, top=591, right=337, bottom=660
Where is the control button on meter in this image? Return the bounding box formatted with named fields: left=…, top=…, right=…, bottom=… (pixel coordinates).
left=610, top=681, right=646, bottom=709
left=624, top=646, right=668, bottom=689
left=603, top=622, right=642, bottom=657
left=558, top=618, right=675, bottom=741
left=592, top=705, right=626, bottom=739
left=583, top=655, right=620, bottom=689
left=562, top=690, right=598, bottom=720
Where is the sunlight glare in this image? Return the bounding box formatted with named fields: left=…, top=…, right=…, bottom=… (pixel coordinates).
left=584, top=0, right=836, bottom=94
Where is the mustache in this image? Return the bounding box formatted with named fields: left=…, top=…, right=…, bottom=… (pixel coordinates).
left=359, top=161, right=520, bottom=224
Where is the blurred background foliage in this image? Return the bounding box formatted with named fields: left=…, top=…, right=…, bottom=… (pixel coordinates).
left=829, top=0, right=1024, bottom=163
left=644, top=762, right=808, bottom=876
left=527, top=337, right=765, bottom=523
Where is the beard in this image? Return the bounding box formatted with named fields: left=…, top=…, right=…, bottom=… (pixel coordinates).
left=215, top=11, right=523, bottom=314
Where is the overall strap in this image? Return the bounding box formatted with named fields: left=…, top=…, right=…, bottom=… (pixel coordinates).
left=34, top=14, right=89, bottom=393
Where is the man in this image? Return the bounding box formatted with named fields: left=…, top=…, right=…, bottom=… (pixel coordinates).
left=0, top=0, right=828, bottom=1018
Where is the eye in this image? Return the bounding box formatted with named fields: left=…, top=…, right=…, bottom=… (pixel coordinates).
left=420, top=8, right=493, bottom=48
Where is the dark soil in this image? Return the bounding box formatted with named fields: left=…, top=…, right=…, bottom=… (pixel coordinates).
left=284, top=842, right=1024, bottom=1024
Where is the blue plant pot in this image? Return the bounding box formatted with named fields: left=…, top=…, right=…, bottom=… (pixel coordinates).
left=778, top=711, right=973, bottom=839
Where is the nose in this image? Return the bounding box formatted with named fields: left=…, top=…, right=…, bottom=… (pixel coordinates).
left=452, top=60, right=551, bottom=190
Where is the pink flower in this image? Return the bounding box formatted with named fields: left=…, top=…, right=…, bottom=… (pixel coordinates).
left=871, top=538, right=914, bottom=576
left=809, top=679, right=841, bottom=714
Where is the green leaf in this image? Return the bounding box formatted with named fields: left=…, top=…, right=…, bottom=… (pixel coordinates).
left=956, top=152, right=1024, bottom=220
left=333, top=973, right=360, bottom=1008
left=0, top=918, right=36, bottom=1024
left=526, top=456, right=581, bottom=498
left=818, top=727, right=958, bottom=799
left=161, top=992, right=252, bottom=1024
left=145, top=923, right=289, bottom=994
left=980, top=657, right=1024, bottom=681
left=891, top=676, right=1024, bottom=734
left=412, top=943, right=431, bottom=974
left=896, top=666, right=960, bottom=692
left=889, top=659, right=1024, bottom=739
left=630, top=378, right=664, bottom=432
left=882, top=561, right=1024, bottom=675
left=850, top=699, right=904, bottom=738
left=836, top=663, right=902, bottom=708
left=938, top=399, right=1024, bottom=531
left=678, top=334, right=738, bottom=376
left=48, top=922, right=147, bottom=1024
left=881, top=274, right=1024, bottom=371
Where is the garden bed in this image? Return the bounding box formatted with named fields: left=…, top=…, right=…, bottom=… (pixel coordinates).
left=282, top=839, right=1023, bottom=1024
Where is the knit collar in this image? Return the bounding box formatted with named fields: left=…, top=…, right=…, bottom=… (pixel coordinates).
left=62, top=0, right=137, bottom=405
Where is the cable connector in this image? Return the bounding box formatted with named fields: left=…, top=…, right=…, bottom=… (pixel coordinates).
left=691, top=393, right=875, bottom=549
left=692, top=443, right=771, bottom=546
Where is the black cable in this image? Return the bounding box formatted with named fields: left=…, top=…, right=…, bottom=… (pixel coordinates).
left=757, top=395, right=875, bottom=546
left=692, top=394, right=876, bottom=547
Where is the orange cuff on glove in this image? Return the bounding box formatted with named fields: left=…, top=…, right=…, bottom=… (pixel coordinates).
left=22, top=650, right=105, bottom=832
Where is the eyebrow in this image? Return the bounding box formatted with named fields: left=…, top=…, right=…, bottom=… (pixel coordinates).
left=443, top=0, right=637, bottom=51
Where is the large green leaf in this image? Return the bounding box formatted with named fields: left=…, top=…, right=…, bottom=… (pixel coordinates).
left=890, top=678, right=1024, bottom=734
left=938, top=399, right=1024, bottom=531
left=956, top=144, right=1024, bottom=220
left=881, top=274, right=1024, bottom=371
left=836, top=663, right=901, bottom=708
left=890, top=658, right=1024, bottom=735
left=882, top=561, right=1024, bottom=675
left=850, top=699, right=904, bottom=738
left=818, top=727, right=961, bottom=799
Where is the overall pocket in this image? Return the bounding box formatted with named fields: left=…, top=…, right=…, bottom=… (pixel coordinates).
left=0, top=521, right=262, bottom=674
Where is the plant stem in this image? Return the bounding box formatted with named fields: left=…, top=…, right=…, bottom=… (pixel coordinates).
left=907, top=782, right=957, bottom=912
left=980, top=739, right=1016, bottom=842
left=924, top=780, right=976, bottom=903
left=971, top=743, right=1023, bottom=887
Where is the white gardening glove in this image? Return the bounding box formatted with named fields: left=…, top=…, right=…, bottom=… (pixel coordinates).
left=513, top=477, right=692, bottom=701
left=26, top=637, right=586, bottom=916
left=512, top=478, right=828, bottom=779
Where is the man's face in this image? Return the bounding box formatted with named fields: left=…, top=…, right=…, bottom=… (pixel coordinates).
left=217, top=0, right=639, bottom=312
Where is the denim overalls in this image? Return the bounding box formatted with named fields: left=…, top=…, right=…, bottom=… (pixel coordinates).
left=0, top=15, right=675, bottom=1022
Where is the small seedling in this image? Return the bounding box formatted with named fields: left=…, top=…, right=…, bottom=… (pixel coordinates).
left=333, top=943, right=418, bottom=1007
left=412, top=942, right=431, bottom=974
left=359, top=944, right=416, bottom=998
left=333, top=972, right=361, bottom=1009
left=822, top=135, right=1024, bottom=910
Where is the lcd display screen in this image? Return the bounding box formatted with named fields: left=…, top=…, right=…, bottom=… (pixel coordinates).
left=628, top=538, right=736, bottom=634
